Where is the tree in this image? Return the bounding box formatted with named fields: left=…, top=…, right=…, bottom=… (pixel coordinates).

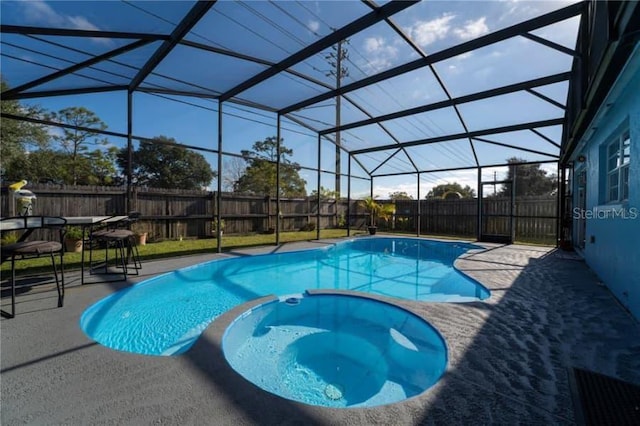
left=8, top=150, right=67, bottom=184
left=426, top=182, right=475, bottom=199
left=388, top=191, right=413, bottom=200
left=500, top=157, right=557, bottom=197
left=49, top=107, right=108, bottom=185
left=222, top=157, right=246, bottom=192
left=0, top=78, right=50, bottom=183
left=235, top=136, right=307, bottom=197
left=117, top=136, right=215, bottom=190
left=310, top=186, right=339, bottom=200
left=86, top=147, right=119, bottom=185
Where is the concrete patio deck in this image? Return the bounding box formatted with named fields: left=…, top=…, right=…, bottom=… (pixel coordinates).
left=2, top=239, right=639, bottom=425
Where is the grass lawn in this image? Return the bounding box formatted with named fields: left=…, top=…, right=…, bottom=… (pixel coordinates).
left=1, top=229, right=356, bottom=276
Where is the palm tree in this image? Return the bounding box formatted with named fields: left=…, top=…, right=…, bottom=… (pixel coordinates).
left=360, top=196, right=379, bottom=228
left=378, top=203, right=396, bottom=228
left=359, top=197, right=396, bottom=234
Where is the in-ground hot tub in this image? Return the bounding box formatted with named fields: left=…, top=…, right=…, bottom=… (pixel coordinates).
left=222, top=292, right=448, bottom=408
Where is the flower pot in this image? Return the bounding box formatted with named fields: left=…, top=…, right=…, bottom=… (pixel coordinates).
left=65, top=238, right=83, bottom=253
left=135, top=232, right=148, bottom=246
left=368, top=226, right=377, bottom=235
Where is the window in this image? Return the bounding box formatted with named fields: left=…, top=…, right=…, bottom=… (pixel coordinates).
left=606, top=130, right=630, bottom=203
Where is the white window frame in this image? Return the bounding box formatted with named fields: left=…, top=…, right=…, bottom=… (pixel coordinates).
left=606, top=129, right=630, bottom=203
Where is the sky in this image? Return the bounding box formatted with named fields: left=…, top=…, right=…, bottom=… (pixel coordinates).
left=0, top=0, right=578, bottom=198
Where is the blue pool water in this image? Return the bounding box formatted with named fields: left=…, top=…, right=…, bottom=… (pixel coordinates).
left=80, top=237, right=489, bottom=356
left=223, top=293, right=448, bottom=408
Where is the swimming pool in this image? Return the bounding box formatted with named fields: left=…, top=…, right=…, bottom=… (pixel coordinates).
left=80, top=237, right=489, bottom=356
left=223, top=293, right=448, bottom=408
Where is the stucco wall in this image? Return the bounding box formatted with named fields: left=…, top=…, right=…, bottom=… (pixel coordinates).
left=572, top=55, right=640, bottom=320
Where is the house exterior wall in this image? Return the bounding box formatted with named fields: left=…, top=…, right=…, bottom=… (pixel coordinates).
left=571, top=46, right=640, bottom=320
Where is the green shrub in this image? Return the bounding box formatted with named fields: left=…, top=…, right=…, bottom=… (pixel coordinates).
left=64, top=226, right=83, bottom=240
left=300, top=222, right=316, bottom=232
left=1, top=231, right=20, bottom=245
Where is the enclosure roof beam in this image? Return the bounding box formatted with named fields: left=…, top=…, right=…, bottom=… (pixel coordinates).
left=372, top=159, right=559, bottom=178
left=129, top=1, right=216, bottom=91
left=351, top=118, right=565, bottom=155
left=369, top=148, right=402, bottom=175
left=218, top=0, right=417, bottom=102
left=1, top=111, right=227, bottom=156
left=319, top=72, right=570, bottom=135
left=471, top=136, right=560, bottom=158
left=0, top=24, right=170, bottom=41
left=282, top=113, right=323, bottom=135
left=1, top=112, right=128, bottom=138
left=530, top=128, right=561, bottom=148
left=526, top=88, right=567, bottom=110
left=182, top=38, right=391, bottom=130
left=349, top=152, right=374, bottom=178
left=521, top=33, right=578, bottom=56
left=1, top=85, right=128, bottom=101
left=136, top=87, right=219, bottom=99
left=3, top=40, right=152, bottom=98
left=181, top=40, right=336, bottom=92
left=280, top=1, right=585, bottom=114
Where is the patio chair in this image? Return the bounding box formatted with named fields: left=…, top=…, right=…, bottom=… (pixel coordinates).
left=89, top=212, right=141, bottom=280
left=0, top=216, right=66, bottom=319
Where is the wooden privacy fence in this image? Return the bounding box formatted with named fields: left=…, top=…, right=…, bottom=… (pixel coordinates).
left=0, top=184, right=558, bottom=244
left=373, top=197, right=557, bottom=244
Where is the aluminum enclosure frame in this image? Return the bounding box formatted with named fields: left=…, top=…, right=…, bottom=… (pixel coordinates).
left=1, top=1, right=598, bottom=248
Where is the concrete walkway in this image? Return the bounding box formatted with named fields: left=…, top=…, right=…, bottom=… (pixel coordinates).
left=2, top=239, right=639, bottom=425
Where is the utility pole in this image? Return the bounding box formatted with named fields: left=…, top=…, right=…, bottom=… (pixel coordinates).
left=326, top=39, right=349, bottom=199
left=493, top=171, right=497, bottom=194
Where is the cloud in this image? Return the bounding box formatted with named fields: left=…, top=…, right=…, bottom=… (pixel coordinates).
left=362, top=36, right=398, bottom=73
left=20, top=0, right=111, bottom=45
left=308, top=20, right=320, bottom=34
left=67, top=15, right=101, bottom=32
left=406, top=14, right=455, bottom=47
left=364, top=37, right=383, bottom=53
left=369, top=182, right=419, bottom=199
left=23, top=0, right=64, bottom=26
left=447, top=64, right=460, bottom=74
left=453, top=17, right=489, bottom=40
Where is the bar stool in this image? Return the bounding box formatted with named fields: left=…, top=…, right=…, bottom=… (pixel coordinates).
left=89, top=213, right=141, bottom=280
left=1, top=216, right=66, bottom=319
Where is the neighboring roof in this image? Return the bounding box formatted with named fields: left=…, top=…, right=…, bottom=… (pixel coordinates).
left=1, top=1, right=587, bottom=176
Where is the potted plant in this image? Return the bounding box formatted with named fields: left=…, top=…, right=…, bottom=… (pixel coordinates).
left=64, top=226, right=84, bottom=253
left=133, top=226, right=148, bottom=246
left=359, top=197, right=395, bottom=235
left=211, top=218, right=225, bottom=238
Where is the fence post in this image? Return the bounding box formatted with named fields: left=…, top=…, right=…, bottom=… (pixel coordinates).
left=131, top=186, right=138, bottom=214
left=266, top=195, right=271, bottom=232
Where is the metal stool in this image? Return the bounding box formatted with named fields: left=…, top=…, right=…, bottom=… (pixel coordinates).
left=1, top=216, right=66, bottom=319
left=89, top=214, right=141, bottom=280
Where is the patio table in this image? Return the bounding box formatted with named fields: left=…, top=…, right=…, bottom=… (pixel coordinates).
left=63, top=216, right=128, bottom=285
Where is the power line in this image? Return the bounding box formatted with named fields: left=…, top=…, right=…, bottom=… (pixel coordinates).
left=294, top=1, right=333, bottom=31
left=238, top=2, right=307, bottom=48
left=212, top=7, right=291, bottom=56
left=144, top=93, right=317, bottom=138
left=121, top=0, right=227, bottom=50
left=270, top=0, right=321, bottom=37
